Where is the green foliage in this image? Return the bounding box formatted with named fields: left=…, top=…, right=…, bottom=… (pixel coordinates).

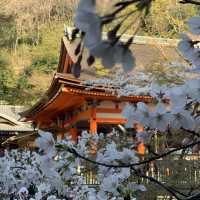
left=16, top=75, right=33, bottom=90
left=0, top=53, right=11, bottom=94
left=7, top=23, right=64, bottom=105
left=31, top=57, right=58, bottom=73
left=0, top=13, right=16, bottom=48
left=0, top=0, right=198, bottom=105
left=26, top=24, right=63, bottom=73
left=0, top=51, right=17, bottom=104
left=107, top=0, right=198, bottom=38
left=0, top=23, right=63, bottom=105
left=140, top=0, right=198, bottom=38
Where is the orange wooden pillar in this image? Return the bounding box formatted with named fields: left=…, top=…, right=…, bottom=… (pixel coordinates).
left=89, top=107, right=97, bottom=154
left=70, top=127, right=78, bottom=142
left=90, top=119, right=97, bottom=134
left=134, top=122, right=145, bottom=155
left=137, top=143, right=145, bottom=155
left=90, top=107, right=97, bottom=134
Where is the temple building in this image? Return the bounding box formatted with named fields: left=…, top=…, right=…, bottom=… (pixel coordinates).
left=20, top=33, right=187, bottom=152
left=0, top=105, right=34, bottom=149
left=20, top=36, right=153, bottom=142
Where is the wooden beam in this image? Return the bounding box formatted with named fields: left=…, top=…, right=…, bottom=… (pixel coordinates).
left=63, top=108, right=91, bottom=128
left=70, top=128, right=78, bottom=142
left=62, top=87, right=153, bottom=103
left=90, top=107, right=97, bottom=134
left=63, top=53, right=73, bottom=73
left=96, top=108, right=122, bottom=113
left=96, top=118, right=127, bottom=124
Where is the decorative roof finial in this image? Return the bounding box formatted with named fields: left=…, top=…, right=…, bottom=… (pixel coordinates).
left=64, top=25, right=79, bottom=42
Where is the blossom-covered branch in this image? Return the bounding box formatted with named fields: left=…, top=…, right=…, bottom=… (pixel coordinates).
left=57, top=138, right=200, bottom=168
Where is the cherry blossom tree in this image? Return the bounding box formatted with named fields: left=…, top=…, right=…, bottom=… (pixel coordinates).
left=2, top=0, right=200, bottom=200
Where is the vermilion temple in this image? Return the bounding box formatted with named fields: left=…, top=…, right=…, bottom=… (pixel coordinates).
left=21, top=36, right=152, bottom=148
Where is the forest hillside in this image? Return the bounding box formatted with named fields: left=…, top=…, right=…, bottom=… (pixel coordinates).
left=0, top=0, right=197, bottom=105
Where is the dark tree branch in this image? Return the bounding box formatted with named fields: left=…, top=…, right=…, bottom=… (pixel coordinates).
left=132, top=168, right=183, bottom=200
left=133, top=168, right=200, bottom=200
left=102, top=0, right=152, bottom=24
left=56, top=139, right=200, bottom=168
left=167, top=186, right=189, bottom=198
left=180, top=0, right=200, bottom=5
left=10, top=166, right=26, bottom=170
left=181, top=127, right=200, bottom=137
left=184, top=192, right=200, bottom=200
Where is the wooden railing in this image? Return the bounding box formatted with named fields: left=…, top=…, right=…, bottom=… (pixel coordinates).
left=80, top=154, right=200, bottom=198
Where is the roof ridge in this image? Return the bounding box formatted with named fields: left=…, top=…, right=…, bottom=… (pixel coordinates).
left=64, top=26, right=179, bottom=47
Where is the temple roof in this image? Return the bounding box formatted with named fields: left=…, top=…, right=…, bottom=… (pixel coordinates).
left=21, top=34, right=186, bottom=122
left=21, top=72, right=152, bottom=121
left=0, top=105, right=33, bottom=132
left=59, top=35, right=187, bottom=79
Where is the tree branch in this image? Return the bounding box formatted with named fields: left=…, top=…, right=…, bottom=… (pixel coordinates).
left=57, top=139, right=200, bottom=168
left=181, top=127, right=200, bottom=137
left=132, top=168, right=183, bottom=200
left=179, top=0, right=200, bottom=5
left=184, top=192, right=200, bottom=200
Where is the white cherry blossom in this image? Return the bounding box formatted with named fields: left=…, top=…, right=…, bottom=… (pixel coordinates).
left=178, top=33, right=200, bottom=63
left=18, top=187, right=29, bottom=200
left=137, top=102, right=151, bottom=127
left=127, top=183, right=147, bottom=192
left=3, top=5, right=200, bottom=199
left=185, top=79, right=200, bottom=102
left=91, top=41, right=135, bottom=70
left=169, top=107, right=195, bottom=130
left=119, top=148, right=139, bottom=164
left=150, top=103, right=171, bottom=132
left=178, top=34, right=200, bottom=69
left=123, top=103, right=138, bottom=128
left=75, top=0, right=135, bottom=71
left=188, top=16, right=200, bottom=35
left=77, top=0, right=96, bottom=13
left=35, top=130, right=56, bottom=158
left=75, top=0, right=101, bottom=49
left=100, top=174, right=120, bottom=195
left=185, top=65, right=200, bottom=73
left=150, top=83, right=167, bottom=99
left=178, top=34, right=195, bottom=60
left=166, top=85, right=187, bottom=109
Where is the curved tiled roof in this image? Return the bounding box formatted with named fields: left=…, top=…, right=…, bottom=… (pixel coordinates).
left=60, top=34, right=188, bottom=80
left=21, top=33, right=186, bottom=121
left=0, top=105, right=33, bottom=132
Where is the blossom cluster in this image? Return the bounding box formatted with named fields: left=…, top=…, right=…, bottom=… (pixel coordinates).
left=123, top=78, right=200, bottom=133
left=1, top=131, right=145, bottom=200
left=2, top=1, right=200, bottom=200
left=74, top=0, right=135, bottom=71
left=178, top=12, right=200, bottom=73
